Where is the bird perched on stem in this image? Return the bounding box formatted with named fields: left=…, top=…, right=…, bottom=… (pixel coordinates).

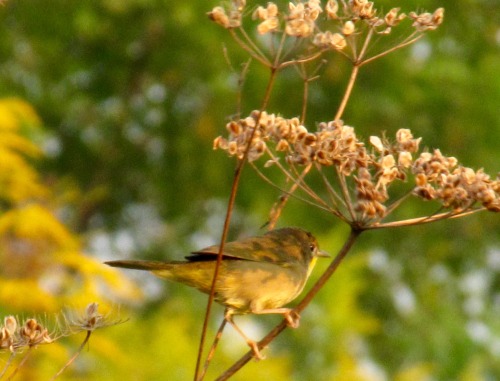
left=105, top=227, right=328, bottom=359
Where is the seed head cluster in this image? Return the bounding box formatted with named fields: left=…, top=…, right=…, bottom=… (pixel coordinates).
left=413, top=150, right=500, bottom=212
left=208, top=0, right=444, bottom=51
left=1, top=316, right=51, bottom=351
left=208, top=1, right=496, bottom=224
left=214, top=111, right=500, bottom=220
left=0, top=303, right=122, bottom=353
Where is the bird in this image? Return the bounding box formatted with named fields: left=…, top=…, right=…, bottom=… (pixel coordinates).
left=105, top=227, right=328, bottom=359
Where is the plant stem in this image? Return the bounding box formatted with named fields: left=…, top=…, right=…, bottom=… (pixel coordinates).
left=6, top=347, right=32, bottom=381
left=195, top=69, right=278, bottom=380
left=335, top=64, right=359, bottom=121
left=197, top=319, right=227, bottom=381
left=0, top=352, right=15, bottom=379
left=50, top=331, right=92, bottom=381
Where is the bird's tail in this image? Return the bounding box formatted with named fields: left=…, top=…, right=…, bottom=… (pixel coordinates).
left=105, top=259, right=213, bottom=289
left=105, top=260, right=176, bottom=271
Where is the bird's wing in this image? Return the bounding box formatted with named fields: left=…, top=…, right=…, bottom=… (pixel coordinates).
left=188, top=234, right=291, bottom=264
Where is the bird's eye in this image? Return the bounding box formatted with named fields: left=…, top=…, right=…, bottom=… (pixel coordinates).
left=309, top=243, right=316, bottom=252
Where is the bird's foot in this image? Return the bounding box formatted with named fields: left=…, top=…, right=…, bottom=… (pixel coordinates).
left=283, top=309, right=301, bottom=328
left=225, top=309, right=267, bottom=360
left=247, top=340, right=266, bottom=360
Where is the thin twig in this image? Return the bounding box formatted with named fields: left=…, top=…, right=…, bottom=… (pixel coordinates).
left=236, top=59, right=252, bottom=118
left=300, top=63, right=309, bottom=124
left=315, top=163, right=347, bottom=212
left=278, top=51, right=324, bottom=70
left=336, top=167, right=357, bottom=221
left=334, top=27, right=376, bottom=121
left=229, top=29, right=271, bottom=67
left=6, top=347, right=33, bottom=381
left=198, top=320, right=227, bottom=381
left=366, top=207, right=484, bottom=229
left=266, top=165, right=314, bottom=229
left=195, top=69, right=279, bottom=380
left=250, top=162, right=333, bottom=215
left=215, top=228, right=362, bottom=380
left=359, top=33, right=423, bottom=68
left=357, top=27, right=375, bottom=63
left=382, top=190, right=414, bottom=218
left=237, top=27, right=269, bottom=65
left=334, top=63, right=359, bottom=121
left=262, top=148, right=329, bottom=208
left=272, top=29, right=288, bottom=67
left=0, top=352, right=15, bottom=379
left=288, top=163, right=325, bottom=204
left=50, top=331, right=92, bottom=381
left=194, top=153, right=246, bottom=381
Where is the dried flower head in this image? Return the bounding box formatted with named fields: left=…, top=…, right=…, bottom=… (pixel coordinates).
left=19, top=318, right=52, bottom=347
left=63, top=303, right=126, bottom=333
left=313, top=31, right=347, bottom=50
left=286, top=2, right=316, bottom=37
left=384, top=7, right=406, bottom=27
left=350, top=0, right=377, bottom=20
left=208, top=7, right=229, bottom=28
left=0, top=316, right=59, bottom=352
left=253, top=3, right=280, bottom=34
left=342, top=21, right=356, bottom=36
left=215, top=110, right=499, bottom=224
left=0, top=316, right=17, bottom=351
left=325, top=0, right=339, bottom=19
left=208, top=0, right=444, bottom=71
left=208, top=0, right=244, bottom=29
left=409, top=8, right=445, bottom=32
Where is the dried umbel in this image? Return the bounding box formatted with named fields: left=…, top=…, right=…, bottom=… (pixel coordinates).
left=0, top=317, right=52, bottom=352
left=0, top=304, right=123, bottom=353
left=413, top=151, right=500, bottom=212
left=68, top=302, right=105, bottom=331
left=208, top=1, right=497, bottom=228
left=208, top=0, right=444, bottom=62
left=214, top=111, right=500, bottom=224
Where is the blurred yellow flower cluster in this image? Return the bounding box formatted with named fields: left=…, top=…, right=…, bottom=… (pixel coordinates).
left=0, top=98, right=141, bottom=313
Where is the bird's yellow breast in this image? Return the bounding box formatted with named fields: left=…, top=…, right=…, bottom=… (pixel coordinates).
left=215, top=260, right=307, bottom=314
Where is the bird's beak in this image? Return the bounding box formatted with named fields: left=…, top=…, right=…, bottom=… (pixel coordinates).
left=317, top=249, right=330, bottom=258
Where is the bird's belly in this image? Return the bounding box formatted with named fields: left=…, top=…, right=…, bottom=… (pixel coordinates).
left=216, top=261, right=306, bottom=313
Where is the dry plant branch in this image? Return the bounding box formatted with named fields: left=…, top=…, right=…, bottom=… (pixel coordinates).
left=358, top=32, right=422, bottom=67
left=49, top=331, right=92, bottom=381
left=334, top=64, right=359, bottom=121
left=197, top=320, right=227, bottom=381
left=366, top=207, right=484, bottom=230
left=195, top=67, right=280, bottom=380
left=0, top=353, right=14, bottom=379
left=229, top=29, right=270, bottom=67
left=250, top=162, right=334, bottom=215
left=194, top=134, right=249, bottom=380
left=262, top=148, right=330, bottom=209
left=5, top=347, right=32, bottom=381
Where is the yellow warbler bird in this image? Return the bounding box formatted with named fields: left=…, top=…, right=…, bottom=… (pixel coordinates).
left=105, top=227, right=328, bottom=358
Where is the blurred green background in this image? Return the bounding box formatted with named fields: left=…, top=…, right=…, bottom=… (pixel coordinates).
left=0, top=0, right=499, bottom=380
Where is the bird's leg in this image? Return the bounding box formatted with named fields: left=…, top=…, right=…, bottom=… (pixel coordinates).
left=251, top=307, right=301, bottom=328
left=224, top=309, right=266, bottom=360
